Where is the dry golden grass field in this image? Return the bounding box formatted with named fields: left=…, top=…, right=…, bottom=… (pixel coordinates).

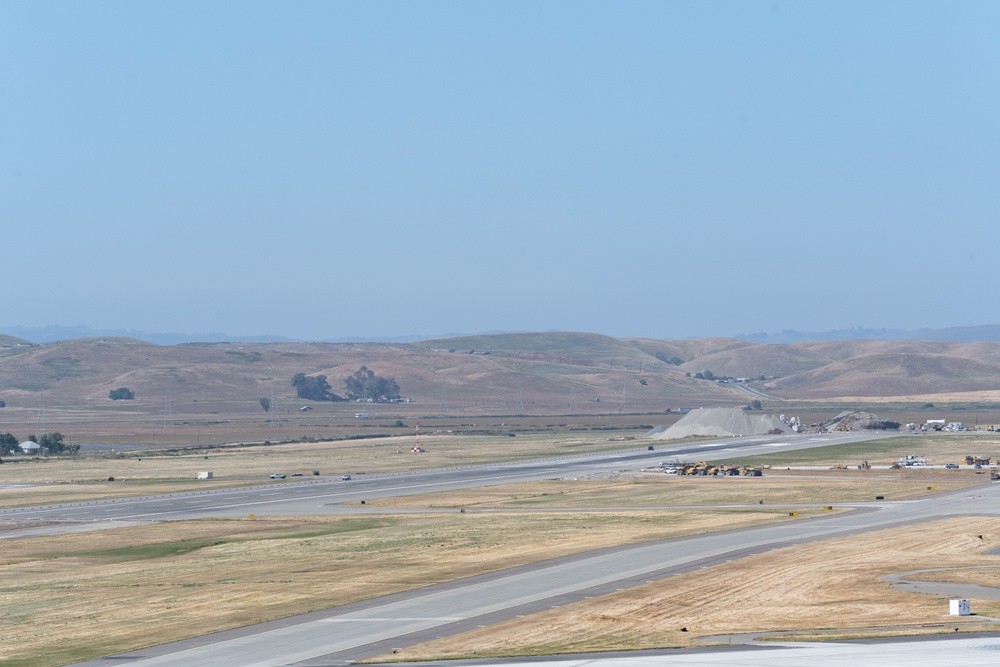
left=360, top=470, right=983, bottom=510
left=0, top=432, right=643, bottom=508
left=0, top=508, right=813, bottom=667
left=729, top=433, right=1000, bottom=468
left=378, top=517, right=1000, bottom=661
left=2, top=429, right=999, bottom=665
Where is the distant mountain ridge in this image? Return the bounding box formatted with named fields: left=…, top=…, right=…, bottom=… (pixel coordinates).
left=735, top=325, right=1000, bottom=344
left=8, top=324, right=1000, bottom=346
left=0, top=325, right=435, bottom=346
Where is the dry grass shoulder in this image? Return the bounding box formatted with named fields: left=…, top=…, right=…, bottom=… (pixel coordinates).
left=379, top=517, right=1000, bottom=661
left=0, top=507, right=810, bottom=667
left=906, top=566, right=1000, bottom=586
left=361, top=470, right=983, bottom=510
left=0, top=433, right=634, bottom=508
left=732, top=433, right=1000, bottom=468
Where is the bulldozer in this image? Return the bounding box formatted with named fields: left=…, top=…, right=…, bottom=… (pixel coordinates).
left=831, top=463, right=849, bottom=470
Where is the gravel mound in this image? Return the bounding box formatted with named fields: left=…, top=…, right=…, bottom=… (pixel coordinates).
left=804, top=410, right=901, bottom=433
left=646, top=407, right=789, bottom=440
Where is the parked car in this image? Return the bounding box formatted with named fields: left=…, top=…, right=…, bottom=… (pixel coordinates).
left=342, top=474, right=352, bottom=481
left=269, top=473, right=286, bottom=479
left=945, top=463, right=960, bottom=469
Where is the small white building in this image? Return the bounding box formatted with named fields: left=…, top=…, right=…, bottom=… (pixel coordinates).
left=18, top=441, right=41, bottom=455
left=197, top=471, right=214, bottom=480
left=950, top=599, right=971, bottom=616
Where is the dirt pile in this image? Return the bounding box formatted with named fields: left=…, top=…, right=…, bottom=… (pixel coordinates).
left=646, top=407, right=790, bottom=440
left=804, top=410, right=901, bottom=433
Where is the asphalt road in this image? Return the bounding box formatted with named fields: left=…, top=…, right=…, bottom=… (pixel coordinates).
left=1, top=431, right=890, bottom=527
left=10, top=429, right=949, bottom=667
left=71, top=480, right=1000, bottom=667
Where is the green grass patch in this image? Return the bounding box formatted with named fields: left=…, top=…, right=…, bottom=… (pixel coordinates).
left=78, top=538, right=227, bottom=560
left=49, top=518, right=398, bottom=562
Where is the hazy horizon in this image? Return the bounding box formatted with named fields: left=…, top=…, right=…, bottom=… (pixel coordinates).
left=4, top=321, right=1000, bottom=346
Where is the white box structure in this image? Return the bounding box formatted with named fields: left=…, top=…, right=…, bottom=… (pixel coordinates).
left=950, top=599, right=971, bottom=616
left=197, top=471, right=214, bottom=480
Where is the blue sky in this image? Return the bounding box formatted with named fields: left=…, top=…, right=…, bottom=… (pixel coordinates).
left=3, top=1, right=999, bottom=341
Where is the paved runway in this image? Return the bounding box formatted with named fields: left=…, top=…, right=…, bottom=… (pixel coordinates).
left=357, top=635, right=1000, bottom=667
left=1, top=431, right=892, bottom=528
left=58, top=431, right=1000, bottom=666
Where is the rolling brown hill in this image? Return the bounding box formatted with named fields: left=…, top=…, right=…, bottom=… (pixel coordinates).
left=765, top=351, right=1000, bottom=398
left=675, top=343, right=832, bottom=379
left=0, top=334, right=33, bottom=347
left=2, top=332, right=1000, bottom=446
left=0, top=334, right=735, bottom=420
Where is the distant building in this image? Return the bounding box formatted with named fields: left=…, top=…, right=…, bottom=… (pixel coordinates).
left=19, top=441, right=41, bottom=454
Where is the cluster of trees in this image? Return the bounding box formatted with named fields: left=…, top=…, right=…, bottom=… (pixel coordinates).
left=655, top=353, right=684, bottom=366
left=0, top=432, right=78, bottom=456
left=291, top=367, right=401, bottom=403
left=291, top=373, right=346, bottom=402
left=37, top=432, right=77, bottom=455
left=344, top=366, right=400, bottom=402
left=109, top=387, right=135, bottom=400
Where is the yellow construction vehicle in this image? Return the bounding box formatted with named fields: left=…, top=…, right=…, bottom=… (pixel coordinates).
left=831, top=463, right=849, bottom=470
left=966, top=456, right=991, bottom=466
left=680, top=461, right=710, bottom=476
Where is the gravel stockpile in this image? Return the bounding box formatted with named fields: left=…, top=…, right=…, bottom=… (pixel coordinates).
left=647, top=407, right=789, bottom=440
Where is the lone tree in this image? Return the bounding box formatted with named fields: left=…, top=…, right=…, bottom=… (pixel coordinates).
left=109, top=387, right=135, bottom=400
left=344, top=366, right=400, bottom=402
left=291, top=373, right=344, bottom=402
left=0, top=433, right=17, bottom=455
